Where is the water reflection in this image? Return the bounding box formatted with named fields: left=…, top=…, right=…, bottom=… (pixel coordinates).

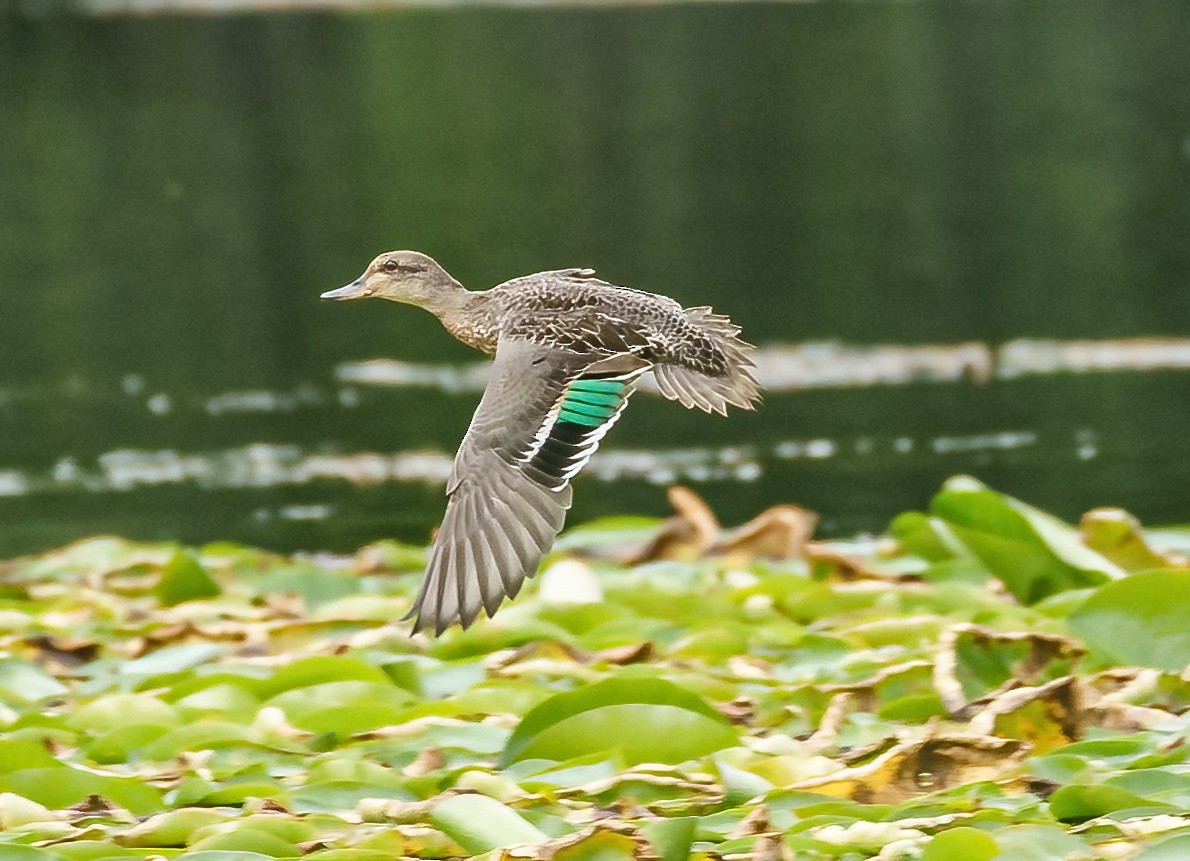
left=1, top=1, right=1188, bottom=554
left=0, top=337, right=1182, bottom=506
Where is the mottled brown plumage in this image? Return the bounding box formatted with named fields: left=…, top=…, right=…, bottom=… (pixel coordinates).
left=323, top=251, right=760, bottom=634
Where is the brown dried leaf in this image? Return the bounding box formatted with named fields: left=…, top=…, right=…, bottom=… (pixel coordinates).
left=790, top=734, right=1027, bottom=804
left=595, top=642, right=656, bottom=666
left=487, top=640, right=590, bottom=671
left=716, top=504, right=818, bottom=562
left=967, top=676, right=1084, bottom=754
left=804, top=693, right=854, bottom=754
left=805, top=544, right=917, bottom=583
left=730, top=804, right=772, bottom=838
left=26, top=635, right=101, bottom=667
left=934, top=625, right=1085, bottom=713
left=403, top=747, right=447, bottom=777
left=716, top=696, right=756, bottom=725
left=628, top=486, right=720, bottom=563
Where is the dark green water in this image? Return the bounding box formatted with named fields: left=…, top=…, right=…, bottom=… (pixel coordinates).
left=2, top=1, right=1189, bottom=556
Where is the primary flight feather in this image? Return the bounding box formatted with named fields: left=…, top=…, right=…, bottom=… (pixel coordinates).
left=323, top=251, right=760, bottom=635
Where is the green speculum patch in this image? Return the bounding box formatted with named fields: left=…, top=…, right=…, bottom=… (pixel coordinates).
left=558, top=379, right=625, bottom=427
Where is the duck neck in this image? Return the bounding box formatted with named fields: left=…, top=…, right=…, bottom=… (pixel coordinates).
left=434, top=289, right=499, bottom=355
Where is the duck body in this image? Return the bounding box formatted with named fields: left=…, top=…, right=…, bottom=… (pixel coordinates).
left=323, top=251, right=760, bottom=635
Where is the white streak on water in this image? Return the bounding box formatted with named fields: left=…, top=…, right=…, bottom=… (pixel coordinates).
left=333, top=336, right=1190, bottom=397
left=334, top=360, right=491, bottom=393
left=0, top=428, right=1052, bottom=498
left=205, top=385, right=325, bottom=416
left=0, top=471, right=28, bottom=497
left=998, top=338, right=1190, bottom=379
left=930, top=431, right=1037, bottom=454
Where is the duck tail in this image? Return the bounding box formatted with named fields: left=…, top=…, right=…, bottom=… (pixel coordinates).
left=653, top=307, right=762, bottom=415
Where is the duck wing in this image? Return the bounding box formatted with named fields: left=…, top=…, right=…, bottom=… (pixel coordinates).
left=406, top=338, right=649, bottom=635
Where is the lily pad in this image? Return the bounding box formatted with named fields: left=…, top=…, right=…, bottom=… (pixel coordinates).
left=503, top=677, right=738, bottom=766
left=1069, top=569, right=1190, bottom=671
left=156, top=550, right=221, bottom=606
left=930, top=476, right=1122, bottom=603
left=428, top=793, right=548, bottom=853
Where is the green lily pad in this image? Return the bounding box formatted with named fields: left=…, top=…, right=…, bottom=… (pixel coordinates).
left=114, top=808, right=234, bottom=847
left=921, top=827, right=998, bottom=860
left=639, top=816, right=695, bottom=861
left=0, top=660, right=69, bottom=705
left=1069, top=569, right=1190, bottom=671
left=929, top=476, right=1122, bottom=603
left=0, top=767, right=162, bottom=815
left=428, top=793, right=548, bottom=853
left=69, top=694, right=179, bottom=736
left=554, top=829, right=639, bottom=861
left=503, top=677, right=738, bottom=766
left=187, top=828, right=298, bottom=857
left=256, top=656, right=391, bottom=698
left=156, top=550, right=221, bottom=606
left=1138, top=834, right=1190, bottom=861
left=1049, top=784, right=1176, bottom=822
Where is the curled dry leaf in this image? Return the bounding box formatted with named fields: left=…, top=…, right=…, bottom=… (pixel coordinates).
left=805, top=544, right=919, bottom=583
left=26, top=634, right=101, bottom=667
left=403, top=747, right=447, bottom=777
left=628, top=486, right=818, bottom=563
left=595, top=641, right=656, bottom=665
left=503, top=822, right=644, bottom=861
left=716, top=696, right=756, bottom=725
left=934, top=624, right=1085, bottom=714
left=730, top=803, right=772, bottom=838
left=628, top=486, right=721, bottom=563
left=966, top=675, right=1084, bottom=753
left=804, top=692, right=855, bottom=754
left=716, top=504, right=818, bottom=562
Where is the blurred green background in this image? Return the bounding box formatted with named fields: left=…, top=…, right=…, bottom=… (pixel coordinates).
left=1, top=0, right=1188, bottom=555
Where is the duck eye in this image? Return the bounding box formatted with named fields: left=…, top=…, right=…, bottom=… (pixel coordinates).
left=382, top=260, right=399, bottom=273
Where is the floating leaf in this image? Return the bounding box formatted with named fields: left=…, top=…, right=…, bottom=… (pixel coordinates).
left=639, top=816, right=696, bottom=861
left=1080, top=508, right=1176, bottom=571
left=115, top=808, right=234, bottom=847
left=0, top=660, right=68, bottom=705
left=1138, top=834, right=1190, bottom=861
left=257, top=655, right=392, bottom=697
left=69, top=694, right=179, bottom=736
left=0, top=847, right=58, bottom=860
left=1049, top=784, right=1176, bottom=822
left=0, top=792, right=60, bottom=829
left=0, top=767, right=162, bottom=814
left=428, top=793, right=547, bottom=853
left=187, top=827, right=299, bottom=857
left=930, top=476, right=1122, bottom=603
left=4, top=481, right=1190, bottom=859
left=921, top=826, right=998, bottom=861
left=156, top=550, right=221, bottom=606
left=502, top=677, right=738, bottom=766
left=1069, top=569, right=1190, bottom=671
left=889, top=511, right=965, bottom=562
left=553, top=828, right=640, bottom=861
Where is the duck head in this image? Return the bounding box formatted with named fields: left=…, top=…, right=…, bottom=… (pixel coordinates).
left=322, top=251, right=463, bottom=309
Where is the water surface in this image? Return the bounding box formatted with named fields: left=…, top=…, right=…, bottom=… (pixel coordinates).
left=2, top=0, right=1188, bottom=555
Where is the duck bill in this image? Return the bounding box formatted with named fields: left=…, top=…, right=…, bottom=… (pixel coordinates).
left=321, top=278, right=370, bottom=301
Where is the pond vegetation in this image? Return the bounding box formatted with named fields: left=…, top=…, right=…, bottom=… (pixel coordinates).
left=2, top=476, right=1188, bottom=859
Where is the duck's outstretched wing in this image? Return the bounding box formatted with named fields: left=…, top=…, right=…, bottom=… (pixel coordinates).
left=406, top=338, right=648, bottom=635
